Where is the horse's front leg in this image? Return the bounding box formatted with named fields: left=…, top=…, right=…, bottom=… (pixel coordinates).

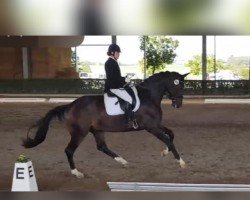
left=147, top=127, right=186, bottom=168
left=160, top=126, right=174, bottom=156
left=161, top=126, right=186, bottom=168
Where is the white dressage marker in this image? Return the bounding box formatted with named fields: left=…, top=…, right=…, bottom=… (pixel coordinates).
left=12, top=160, right=38, bottom=191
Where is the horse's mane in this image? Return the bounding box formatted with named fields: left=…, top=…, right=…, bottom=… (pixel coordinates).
left=140, top=71, right=171, bottom=86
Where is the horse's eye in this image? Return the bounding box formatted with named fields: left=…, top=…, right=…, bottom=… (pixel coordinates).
left=174, top=79, right=179, bottom=85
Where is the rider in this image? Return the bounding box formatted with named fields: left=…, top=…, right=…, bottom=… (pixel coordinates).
left=104, top=44, right=137, bottom=128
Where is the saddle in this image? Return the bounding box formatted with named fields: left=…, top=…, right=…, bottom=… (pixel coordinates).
left=104, top=86, right=140, bottom=116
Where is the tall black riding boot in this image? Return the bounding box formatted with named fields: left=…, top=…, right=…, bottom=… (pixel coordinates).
left=125, top=104, right=138, bottom=129
left=125, top=104, right=133, bottom=123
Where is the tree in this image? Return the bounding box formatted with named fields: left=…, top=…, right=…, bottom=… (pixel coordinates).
left=185, top=55, right=225, bottom=75
left=140, top=36, right=179, bottom=75
left=227, top=55, right=249, bottom=66
left=239, top=68, right=249, bottom=79
left=78, top=62, right=91, bottom=73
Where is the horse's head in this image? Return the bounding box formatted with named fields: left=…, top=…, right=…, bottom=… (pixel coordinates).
left=166, top=72, right=189, bottom=108
left=139, top=71, right=189, bottom=108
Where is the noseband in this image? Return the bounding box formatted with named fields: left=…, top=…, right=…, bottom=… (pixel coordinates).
left=168, top=94, right=183, bottom=102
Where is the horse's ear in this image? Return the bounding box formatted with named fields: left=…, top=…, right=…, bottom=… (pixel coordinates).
left=182, top=73, right=189, bottom=78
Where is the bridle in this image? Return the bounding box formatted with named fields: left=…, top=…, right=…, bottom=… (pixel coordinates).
left=167, top=79, right=184, bottom=102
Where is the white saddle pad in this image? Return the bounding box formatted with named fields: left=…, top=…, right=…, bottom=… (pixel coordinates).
left=104, top=86, right=140, bottom=116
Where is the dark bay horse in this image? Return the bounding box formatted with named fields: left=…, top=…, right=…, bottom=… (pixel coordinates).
left=23, top=71, right=188, bottom=178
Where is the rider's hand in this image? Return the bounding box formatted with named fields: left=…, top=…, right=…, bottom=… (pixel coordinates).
left=125, top=77, right=130, bottom=83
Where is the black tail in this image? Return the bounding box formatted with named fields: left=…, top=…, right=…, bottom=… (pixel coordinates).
left=22, top=104, right=69, bottom=148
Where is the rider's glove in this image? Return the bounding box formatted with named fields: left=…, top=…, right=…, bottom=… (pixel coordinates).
left=125, top=77, right=131, bottom=83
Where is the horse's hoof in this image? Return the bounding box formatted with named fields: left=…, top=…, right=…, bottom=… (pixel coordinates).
left=71, top=169, right=84, bottom=178
left=115, top=157, right=128, bottom=166
left=180, top=163, right=186, bottom=168
left=161, top=148, right=169, bottom=157
left=179, top=158, right=186, bottom=169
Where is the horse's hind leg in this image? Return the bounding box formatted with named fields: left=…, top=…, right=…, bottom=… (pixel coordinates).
left=65, top=128, right=88, bottom=178
left=90, top=129, right=129, bottom=167
left=147, top=127, right=186, bottom=168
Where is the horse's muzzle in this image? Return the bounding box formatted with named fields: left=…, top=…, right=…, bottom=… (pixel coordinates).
left=171, top=98, right=182, bottom=108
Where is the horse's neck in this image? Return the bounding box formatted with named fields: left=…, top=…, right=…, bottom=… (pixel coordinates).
left=137, top=82, right=166, bottom=105
left=150, top=87, right=165, bottom=104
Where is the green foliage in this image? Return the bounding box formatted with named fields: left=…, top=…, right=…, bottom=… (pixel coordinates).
left=139, top=59, right=169, bottom=77
left=227, top=55, right=249, bottom=66
left=239, top=68, right=250, bottom=79
left=185, top=55, right=225, bottom=75
left=224, top=56, right=250, bottom=79
left=224, top=64, right=249, bottom=80
left=16, top=154, right=29, bottom=163
left=139, top=36, right=179, bottom=75
left=78, top=62, right=91, bottom=73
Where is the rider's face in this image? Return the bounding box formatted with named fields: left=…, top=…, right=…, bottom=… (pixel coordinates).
left=114, top=51, right=120, bottom=60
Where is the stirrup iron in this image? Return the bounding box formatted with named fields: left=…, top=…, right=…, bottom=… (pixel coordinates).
left=132, top=120, right=139, bottom=129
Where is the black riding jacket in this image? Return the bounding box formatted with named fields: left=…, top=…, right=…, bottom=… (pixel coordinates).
left=104, top=57, right=125, bottom=93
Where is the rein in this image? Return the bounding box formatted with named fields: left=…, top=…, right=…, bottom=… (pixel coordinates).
left=120, top=81, right=148, bottom=91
